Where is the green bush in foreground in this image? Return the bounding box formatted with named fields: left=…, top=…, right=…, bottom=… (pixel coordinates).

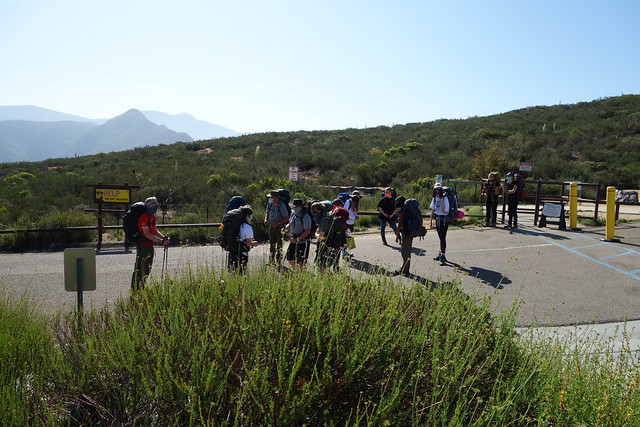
left=47, top=271, right=538, bottom=425
left=3, top=269, right=640, bottom=425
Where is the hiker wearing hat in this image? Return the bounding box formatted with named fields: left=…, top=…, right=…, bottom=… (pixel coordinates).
left=264, top=190, right=289, bottom=265
left=285, top=199, right=313, bottom=271
left=430, top=184, right=450, bottom=266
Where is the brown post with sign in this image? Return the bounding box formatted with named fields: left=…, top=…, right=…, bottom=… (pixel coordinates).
left=86, top=184, right=139, bottom=251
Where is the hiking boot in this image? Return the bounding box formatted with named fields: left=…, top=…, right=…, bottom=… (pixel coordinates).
left=504, top=224, right=512, bottom=229
left=482, top=222, right=490, bottom=227
left=433, top=253, right=441, bottom=261
left=382, top=238, right=388, bottom=245
left=439, top=254, right=447, bottom=265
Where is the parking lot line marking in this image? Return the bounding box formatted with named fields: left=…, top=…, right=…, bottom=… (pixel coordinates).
left=599, top=252, right=633, bottom=260
left=525, top=232, right=640, bottom=281
left=450, top=243, right=553, bottom=254
left=572, top=243, right=608, bottom=250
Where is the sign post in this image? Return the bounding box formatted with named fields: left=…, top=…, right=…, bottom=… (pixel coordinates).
left=64, top=248, right=97, bottom=312
left=288, top=166, right=299, bottom=182
left=86, top=184, right=139, bottom=251
left=289, top=166, right=298, bottom=197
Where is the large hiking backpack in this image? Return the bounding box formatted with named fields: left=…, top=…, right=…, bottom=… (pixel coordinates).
left=277, top=188, right=292, bottom=217
left=403, top=198, right=427, bottom=238
left=324, top=216, right=346, bottom=249
left=442, top=187, right=460, bottom=222
left=515, top=174, right=527, bottom=200
left=225, top=195, right=245, bottom=212
left=123, top=202, right=148, bottom=243
left=220, top=208, right=246, bottom=253
left=332, top=206, right=349, bottom=231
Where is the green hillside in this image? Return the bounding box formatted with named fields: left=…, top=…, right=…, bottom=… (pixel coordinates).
left=1, top=95, right=639, bottom=228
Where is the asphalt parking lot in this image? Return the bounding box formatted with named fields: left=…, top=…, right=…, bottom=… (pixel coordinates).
left=2, top=221, right=640, bottom=329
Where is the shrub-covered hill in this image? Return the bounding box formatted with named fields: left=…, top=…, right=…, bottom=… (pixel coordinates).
left=0, top=95, right=638, bottom=225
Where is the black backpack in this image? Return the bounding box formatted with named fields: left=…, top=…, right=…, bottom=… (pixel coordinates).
left=123, top=202, right=148, bottom=243
left=323, top=216, right=346, bottom=249
left=514, top=174, right=527, bottom=200
left=403, top=199, right=427, bottom=238
left=277, top=188, right=292, bottom=217
left=442, top=187, right=460, bottom=222
left=220, top=208, right=246, bottom=253
left=225, top=195, right=245, bottom=213
left=303, top=205, right=318, bottom=239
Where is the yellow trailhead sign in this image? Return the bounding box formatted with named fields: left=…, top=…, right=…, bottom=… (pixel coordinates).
left=95, top=188, right=130, bottom=203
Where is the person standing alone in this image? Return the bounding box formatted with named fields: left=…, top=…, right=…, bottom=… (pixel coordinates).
left=377, top=187, right=398, bottom=245
left=430, top=184, right=450, bottom=266
left=131, top=197, right=169, bottom=291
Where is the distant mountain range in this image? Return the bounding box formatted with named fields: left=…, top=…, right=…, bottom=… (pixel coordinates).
left=0, top=105, right=240, bottom=162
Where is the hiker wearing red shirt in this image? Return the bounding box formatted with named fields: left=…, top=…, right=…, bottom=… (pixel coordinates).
left=131, top=197, right=169, bottom=291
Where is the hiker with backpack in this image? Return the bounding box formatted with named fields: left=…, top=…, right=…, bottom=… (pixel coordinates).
left=224, top=195, right=246, bottom=213
left=129, top=197, right=170, bottom=291
left=395, top=196, right=427, bottom=275
left=430, top=184, right=451, bottom=266
left=284, top=199, right=313, bottom=271
left=505, top=172, right=520, bottom=229
left=377, top=187, right=398, bottom=245
left=224, top=205, right=258, bottom=272
left=314, top=201, right=345, bottom=272
left=264, top=190, right=290, bottom=265
left=482, top=172, right=502, bottom=227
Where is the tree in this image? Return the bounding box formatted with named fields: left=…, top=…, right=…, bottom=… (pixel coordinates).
left=471, top=145, right=509, bottom=178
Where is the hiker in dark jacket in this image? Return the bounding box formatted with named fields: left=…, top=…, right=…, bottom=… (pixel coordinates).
left=482, top=172, right=501, bottom=227
left=394, top=196, right=414, bottom=275
left=505, top=172, right=520, bottom=229
left=377, top=187, right=398, bottom=245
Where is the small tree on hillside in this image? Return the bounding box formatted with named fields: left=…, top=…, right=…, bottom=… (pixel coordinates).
left=471, top=145, right=509, bottom=178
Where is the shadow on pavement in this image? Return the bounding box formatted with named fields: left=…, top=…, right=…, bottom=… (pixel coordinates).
left=518, top=228, right=572, bottom=240
left=349, top=257, right=447, bottom=291
left=446, top=261, right=512, bottom=289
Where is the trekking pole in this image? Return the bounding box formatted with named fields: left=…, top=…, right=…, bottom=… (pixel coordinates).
left=161, top=235, right=169, bottom=282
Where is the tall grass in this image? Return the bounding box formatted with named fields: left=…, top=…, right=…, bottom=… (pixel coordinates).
left=0, top=292, right=57, bottom=426
left=3, top=268, right=640, bottom=425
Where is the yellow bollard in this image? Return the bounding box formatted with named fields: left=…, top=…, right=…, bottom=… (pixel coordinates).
left=604, top=186, right=618, bottom=241
left=569, top=182, right=578, bottom=229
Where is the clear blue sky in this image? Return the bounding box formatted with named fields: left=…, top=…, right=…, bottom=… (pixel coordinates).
left=2, top=0, right=638, bottom=133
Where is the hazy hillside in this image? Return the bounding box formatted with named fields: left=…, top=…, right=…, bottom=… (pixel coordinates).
left=0, top=120, right=98, bottom=162
left=0, top=106, right=239, bottom=161
left=142, top=110, right=240, bottom=140
left=0, top=105, right=102, bottom=123
left=57, top=109, right=193, bottom=157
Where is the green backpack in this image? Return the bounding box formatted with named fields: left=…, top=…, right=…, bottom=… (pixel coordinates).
left=220, top=208, right=245, bottom=253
